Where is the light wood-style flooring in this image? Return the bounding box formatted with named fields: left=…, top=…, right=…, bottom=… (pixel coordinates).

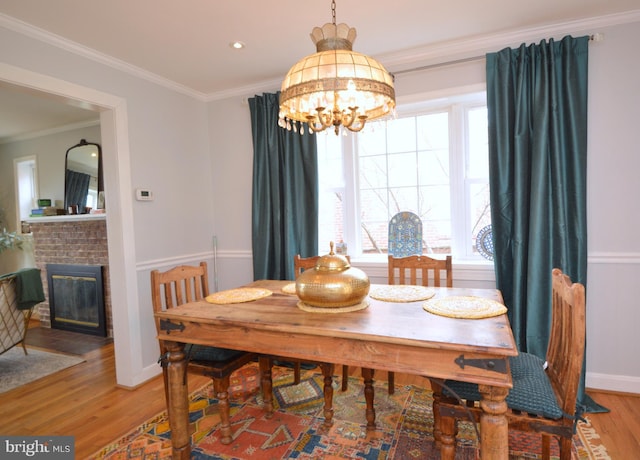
left=0, top=327, right=638, bottom=459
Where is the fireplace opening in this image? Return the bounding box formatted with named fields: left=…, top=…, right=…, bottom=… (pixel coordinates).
left=46, top=264, right=107, bottom=337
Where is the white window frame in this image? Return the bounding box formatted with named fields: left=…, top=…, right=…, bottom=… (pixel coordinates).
left=317, top=86, right=492, bottom=266
left=14, top=155, right=39, bottom=231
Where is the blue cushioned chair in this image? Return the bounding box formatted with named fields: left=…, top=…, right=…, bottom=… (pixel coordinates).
left=151, top=262, right=258, bottom=445
left=430, top=268, right=586, bottom=460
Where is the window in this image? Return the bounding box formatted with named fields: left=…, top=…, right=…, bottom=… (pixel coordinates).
left=317, top=91, right=492, bottom=262
left=14, top=156, right=39, bottom=230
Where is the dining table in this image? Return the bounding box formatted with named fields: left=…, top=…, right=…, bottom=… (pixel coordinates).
left=154, top=279, right=517, bottom=460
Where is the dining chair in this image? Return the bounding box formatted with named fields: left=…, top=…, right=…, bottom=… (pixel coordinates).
left=388, top=254, right=453, bottom=288
left=344, top=254, right=454, bottom=395
left=151, top=262, right=258, bottom=445
left=430, top=268, right=586, bottom=460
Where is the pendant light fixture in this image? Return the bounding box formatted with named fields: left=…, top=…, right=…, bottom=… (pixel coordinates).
left=279, top=0, right=396, bottom=135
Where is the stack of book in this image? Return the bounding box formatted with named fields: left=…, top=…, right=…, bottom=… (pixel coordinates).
left=29, top=207, right=59, bottom=217
left=30, top=199, right=59, bottom=217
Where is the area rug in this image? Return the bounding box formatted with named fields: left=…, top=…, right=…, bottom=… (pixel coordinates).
left=0, top=346, right=85, bottom=394
left=88, top=364, right=610, bottom=459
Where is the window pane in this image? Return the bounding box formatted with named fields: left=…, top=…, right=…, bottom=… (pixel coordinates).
left=359, top=154, right=387, bottom=189
left=318, top=189, right=345, bottom=249
left=469, top=182, right=492, bottom=257
left=386, top=117, right=416, bottom=153
left=417, top=112, right=448, bottom=151
left=418, top=149, right=449, bottom=185
left=360, top=220, right=387, bottom=254
left=358, top=122, right=387, bottom=156
left=387, top=152, right=418, bottom=187
left=467, top=106, right=488, bottom=178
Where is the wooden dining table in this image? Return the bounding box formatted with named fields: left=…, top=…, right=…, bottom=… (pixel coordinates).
left=155, top=280, right=517, bottom=459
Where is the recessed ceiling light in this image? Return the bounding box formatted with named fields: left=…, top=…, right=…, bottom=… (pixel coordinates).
left=230, top=41, right=245, bottom=50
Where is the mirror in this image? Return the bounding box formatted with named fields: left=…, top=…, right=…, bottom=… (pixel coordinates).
left=64, top=139, right=103, bottom=214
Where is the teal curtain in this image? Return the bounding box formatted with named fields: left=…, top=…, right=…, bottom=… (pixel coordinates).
left=487, top=35, right=605, bottom=412
left=249, top=92, right=318, bottom=281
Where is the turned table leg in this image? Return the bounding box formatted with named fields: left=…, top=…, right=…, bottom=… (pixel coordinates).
left=478, top=384, right=509, bottom=460
left=213, top=375, right=232, bottom=444
left=320, top=363, right=335, bottom=428
left=362, top=368, right=376, bottom=430
left=164, top=340, right=191, bottom=460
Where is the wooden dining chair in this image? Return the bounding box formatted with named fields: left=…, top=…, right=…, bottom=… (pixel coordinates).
left=344, top=254, right=454, bottom=395
left=388, top=254, right=453, bottom=288
left=151, top=262, right=258, bottom=445
left=431, top=268, right=586, bottom=460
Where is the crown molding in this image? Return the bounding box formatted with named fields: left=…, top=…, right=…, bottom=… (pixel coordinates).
left=0, top=13, right=208, bottom=101
left=0, top=119, right=99, bottom=145
left=379, top=9, right=640, bottom=73
left=3, top=9, right=639, bottom=103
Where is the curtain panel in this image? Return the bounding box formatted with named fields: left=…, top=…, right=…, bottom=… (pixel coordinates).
left=487, top=35, right=589, bottom=355
left=64, top=169, right=90, bottom=210
left=249, top=92, right=318, bottom=281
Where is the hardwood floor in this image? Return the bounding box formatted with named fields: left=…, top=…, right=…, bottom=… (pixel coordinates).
left=1, top=328, right=638, bottom=459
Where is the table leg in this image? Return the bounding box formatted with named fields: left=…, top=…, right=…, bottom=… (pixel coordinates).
left=362, top=368, right=376, bottom=430
left=478, top=384, right=509, bottom=460
left=258, top=356, right=274, bottom=418
left=164, top=340, right=190, bottom=460
left=319, top=363, right=335, bottom=428
left=213, top=375, right=232, bottom=444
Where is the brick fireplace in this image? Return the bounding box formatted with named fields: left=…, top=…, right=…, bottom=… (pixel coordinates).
left=28, top=216, right=112, bottom=337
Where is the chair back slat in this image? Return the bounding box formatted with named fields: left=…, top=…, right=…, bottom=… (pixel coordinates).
left=151, top=262, right=210, bottom=313
left=546, top=268, right=586, bottom=417
left=388, top=255, right=452, bottom=287
left=293, top=254, right=351, bottom=280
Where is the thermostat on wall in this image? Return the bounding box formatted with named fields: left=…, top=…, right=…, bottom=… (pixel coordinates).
left=136, top=188, right=154, bottom=201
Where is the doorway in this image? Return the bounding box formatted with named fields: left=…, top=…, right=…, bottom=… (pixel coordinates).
left=0, top=62, right=140, bottom=387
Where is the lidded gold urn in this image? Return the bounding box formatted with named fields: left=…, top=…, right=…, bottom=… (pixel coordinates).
left=296, top=242, right=370, bottom=308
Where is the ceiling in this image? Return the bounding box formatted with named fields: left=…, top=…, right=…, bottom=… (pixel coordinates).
left=1, top=0, right=639, bottom=142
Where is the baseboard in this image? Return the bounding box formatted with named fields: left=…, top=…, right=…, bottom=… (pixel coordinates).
left=586, top=371, right=640, bottom=395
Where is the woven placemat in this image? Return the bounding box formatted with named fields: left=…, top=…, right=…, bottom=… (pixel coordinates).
left=422, top=296, right=507, bottom=319
left=297, top=300, right=369, bottom=313
left=369, top=284, right=436, bottom=302
left=281, top=283, right=297, bottom=295
left=205, top=287, right=272, bottom=304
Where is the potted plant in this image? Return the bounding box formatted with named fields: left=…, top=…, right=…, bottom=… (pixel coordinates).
left=0, top=209, right=26, bottom=254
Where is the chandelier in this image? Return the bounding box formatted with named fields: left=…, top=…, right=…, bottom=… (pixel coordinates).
left=279, top=0, right=395, bottom=135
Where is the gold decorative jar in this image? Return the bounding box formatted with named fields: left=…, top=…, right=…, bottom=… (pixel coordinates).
left=296, top=242, right=370, bottom=308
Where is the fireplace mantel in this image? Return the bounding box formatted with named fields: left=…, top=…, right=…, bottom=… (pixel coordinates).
left=25, top=214, right=106, bottom=224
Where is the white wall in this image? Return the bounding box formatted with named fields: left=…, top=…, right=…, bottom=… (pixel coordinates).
left=207, top=20, right=640, bottom=394
left=0, top=24, right=214, bottom=386
left=1, top=14, right=638, bottom=393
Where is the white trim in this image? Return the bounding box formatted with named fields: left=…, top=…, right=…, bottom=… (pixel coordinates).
left=0, top=119, right=100, bottom=145
left=586, top=372, right=640, bottom=395
left=3, top=10, right=639, bottom=102
left=0, top=13, right=206, bottom=101
left=0, top=62, right=140, bottom=387
left=379, top=10, right=640, bottom=72
left=588, top=252, right=640, bottom=264
left=136, top=250, right=253, bottom=272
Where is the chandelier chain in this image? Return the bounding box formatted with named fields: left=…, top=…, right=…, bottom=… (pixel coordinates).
left=331, top=0, right=336, bottom=25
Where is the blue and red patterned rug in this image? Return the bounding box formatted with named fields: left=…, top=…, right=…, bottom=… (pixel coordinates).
left=88, top=363, right=610, bottom=459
